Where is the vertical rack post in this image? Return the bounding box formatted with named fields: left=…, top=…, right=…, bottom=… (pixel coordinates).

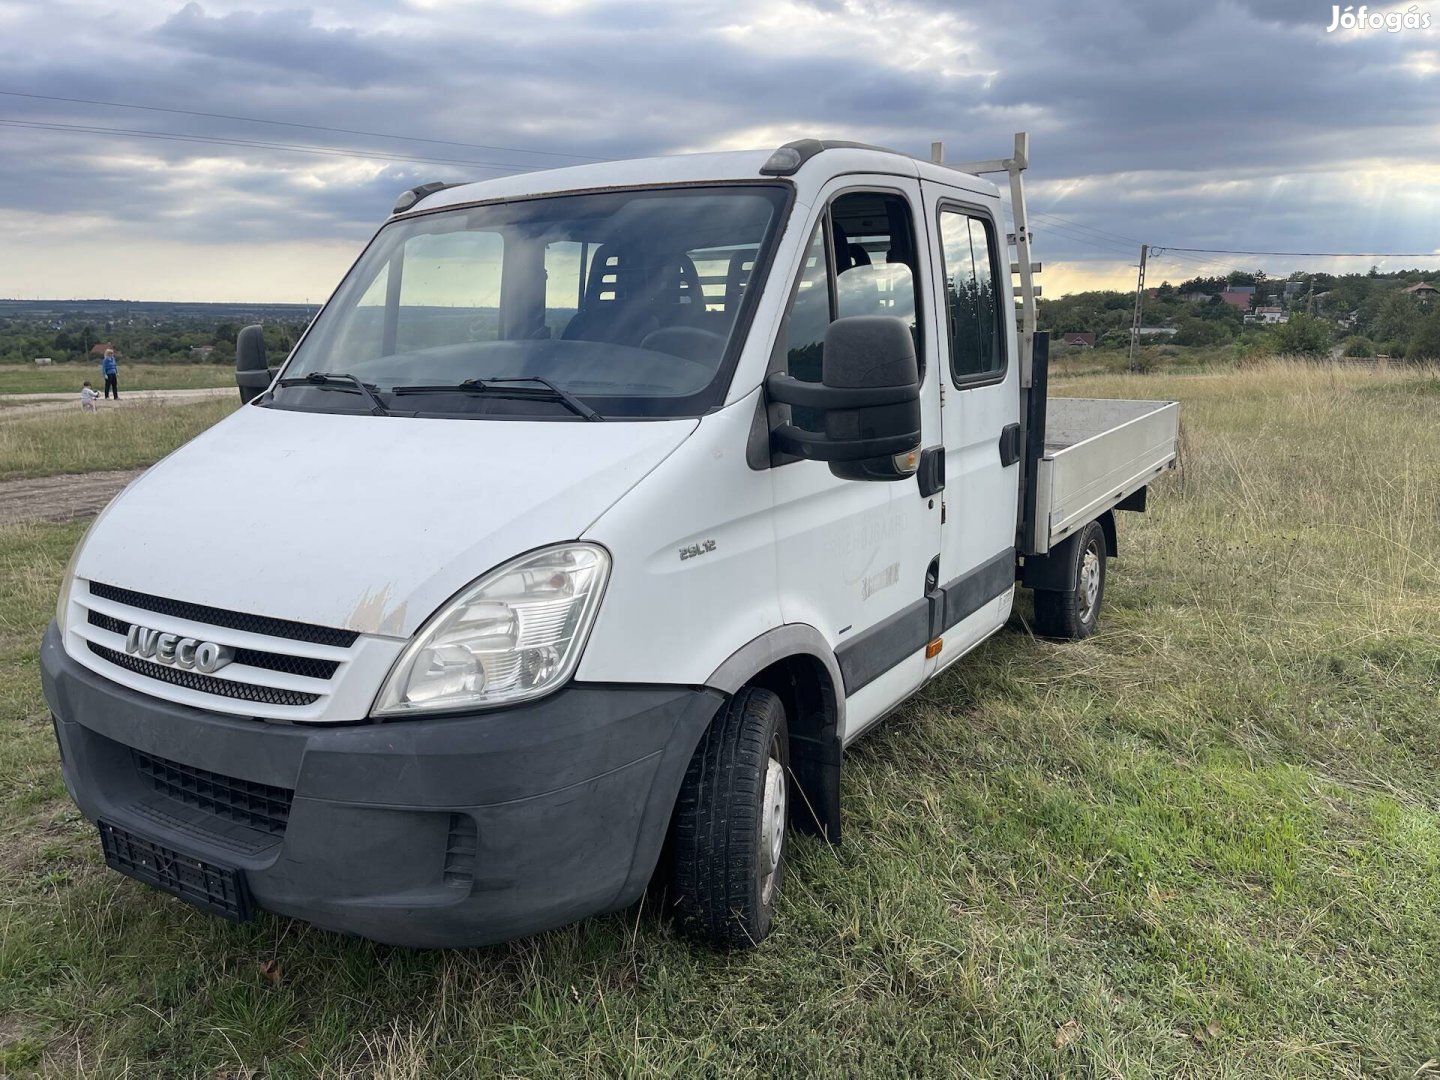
left=1007, top=133, right=1036, bottom=389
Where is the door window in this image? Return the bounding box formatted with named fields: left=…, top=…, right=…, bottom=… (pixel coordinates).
left=938, top=210, right=1005, bottom=383
left=775, top=190, right=923, bottom=433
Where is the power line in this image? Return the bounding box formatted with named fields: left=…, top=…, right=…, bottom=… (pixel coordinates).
left=1030, top=209, right=1147, bottom=249
left=1030, top=222, right=1137, bottom=258
left=0, top=117, right=543, bottom=172
left=1154, top=245, right=1440, bottom=258
left=1030, top=210, right=1440, bottom=269
left=1028, top=211, right=1232, bottom=272
left=0, top=89, right=607, bottom=162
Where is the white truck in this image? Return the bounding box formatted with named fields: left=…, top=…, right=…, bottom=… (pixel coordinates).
left=42, top=135, right=1178, bottom=949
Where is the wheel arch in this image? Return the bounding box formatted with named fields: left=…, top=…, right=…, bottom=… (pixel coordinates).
left=706, top=625, right=844, bottom=843
left=1021, top=511, right=1116, bottom=592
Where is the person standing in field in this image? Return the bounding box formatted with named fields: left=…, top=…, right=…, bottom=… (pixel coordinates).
left=101, top=348, right=119, bottom=400
left=80, top=381, right=98, bottom=412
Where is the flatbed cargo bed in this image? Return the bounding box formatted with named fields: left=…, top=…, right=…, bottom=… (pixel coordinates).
left=1033, top=397, right=1178, bottom=551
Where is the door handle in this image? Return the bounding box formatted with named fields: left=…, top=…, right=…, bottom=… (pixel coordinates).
left=999, top=423, right=1022, bottom=467
left=918, top=446, right=945, bottom=497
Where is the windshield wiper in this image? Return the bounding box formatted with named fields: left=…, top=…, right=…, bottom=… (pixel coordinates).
left=275, top=372, right=390, bottom=416
left=391, top=377, right=603, bottom=422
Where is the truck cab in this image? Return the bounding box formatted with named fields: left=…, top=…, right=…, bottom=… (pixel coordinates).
left=41, top=136, right=1177, bottom=948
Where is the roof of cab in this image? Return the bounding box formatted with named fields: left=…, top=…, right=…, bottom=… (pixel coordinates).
left=398, top=143, right=1001, bottom=217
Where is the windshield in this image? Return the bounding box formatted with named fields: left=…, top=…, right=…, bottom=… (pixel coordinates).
left=271, top=183, right=790, bottom=420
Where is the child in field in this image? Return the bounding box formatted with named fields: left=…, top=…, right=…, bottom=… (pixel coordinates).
left=80, top=381, right=98, bottom=412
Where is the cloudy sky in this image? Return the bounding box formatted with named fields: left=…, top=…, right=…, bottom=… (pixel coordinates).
left=0, top=0, right=1436, bottom=302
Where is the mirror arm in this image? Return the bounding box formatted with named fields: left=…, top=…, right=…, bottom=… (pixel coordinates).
left=772, top=424, right=921, bottom=462
left=765, top=373, right=919, bottom=410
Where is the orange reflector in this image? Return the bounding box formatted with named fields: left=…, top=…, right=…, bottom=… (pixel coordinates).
left=892, top=448, right=920, bottom=475
left=925, top=638, right=943, bottom=658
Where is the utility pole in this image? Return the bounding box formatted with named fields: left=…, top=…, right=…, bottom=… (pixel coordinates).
left=1128, top=243, right=1148, bottom=370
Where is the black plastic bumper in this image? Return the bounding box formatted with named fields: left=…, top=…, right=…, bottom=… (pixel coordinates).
left=40, top=622, right=724, bottom=948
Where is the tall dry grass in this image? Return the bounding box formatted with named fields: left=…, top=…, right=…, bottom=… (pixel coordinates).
left=0, top=399, right=239, bottom=481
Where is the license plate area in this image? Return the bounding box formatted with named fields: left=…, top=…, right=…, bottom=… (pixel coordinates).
left=98, top=819, right=253, bottom=922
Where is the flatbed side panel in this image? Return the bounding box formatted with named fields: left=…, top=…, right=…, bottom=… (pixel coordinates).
left=1043, top=399, right=1178, bottom=548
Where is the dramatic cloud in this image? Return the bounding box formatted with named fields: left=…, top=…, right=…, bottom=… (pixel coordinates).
left=0, top=0, right=1435, bottom=300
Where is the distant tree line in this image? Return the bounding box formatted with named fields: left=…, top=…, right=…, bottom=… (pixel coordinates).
left=1039, top=268, right=1440, bottom=359
left=0, top=317, right=309, bottom=365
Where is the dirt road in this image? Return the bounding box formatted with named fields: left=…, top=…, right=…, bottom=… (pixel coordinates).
left=0, top=468, right=147, bottom=526
left=0, top=386, right=232, bottom=423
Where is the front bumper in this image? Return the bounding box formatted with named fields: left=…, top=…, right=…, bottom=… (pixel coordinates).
left=40, top=622, right=723, bottom=947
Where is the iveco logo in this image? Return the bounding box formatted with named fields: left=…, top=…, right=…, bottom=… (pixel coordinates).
left=125, top=625, right=234, bottom=674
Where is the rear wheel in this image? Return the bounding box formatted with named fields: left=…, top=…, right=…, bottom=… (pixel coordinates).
left=1033, top=520, right=1107, bottom=639
left=669, top=687, right=789, bottom=949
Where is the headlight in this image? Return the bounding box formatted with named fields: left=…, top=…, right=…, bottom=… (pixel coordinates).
left=373, top=543, right=610, bottom=716
left=54, top=535, right=86, bottom=637
left=54, top=502, right=117, bottom=638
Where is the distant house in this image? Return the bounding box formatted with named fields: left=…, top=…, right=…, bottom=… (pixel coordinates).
left=1283, top=281, right=1305, bottom=300
left=89, top=343, right=119, bottom=358
left=1252, top=306, right=1288, bottom=325
left=1061, top=332, right=1096, bottom=348
left=1227, top=285, right=1256, bottom=296
left=1137, top=326, right=1177, bottom=338
left=1402, top=282, right=1437, bottom=302
left=1219, top=291, right=1253, bottom=311
left=190, top=345, right=215, bottom=360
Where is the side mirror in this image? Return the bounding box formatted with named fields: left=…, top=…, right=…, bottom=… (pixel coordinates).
left=767, top=316, right=921, bottom=481
left=235, top=324, right=272, bottom=404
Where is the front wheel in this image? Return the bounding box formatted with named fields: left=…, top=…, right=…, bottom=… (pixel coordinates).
left=669, top=687, right=789, bottom=949
left=1032, top=519, right=1107, bottom=639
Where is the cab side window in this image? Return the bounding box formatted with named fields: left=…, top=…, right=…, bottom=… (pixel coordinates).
left=776, top=191, right=922, bottom=432
left=782, top=222, right=831, bottom=389
left=938, top=210, right=1005, bottom=383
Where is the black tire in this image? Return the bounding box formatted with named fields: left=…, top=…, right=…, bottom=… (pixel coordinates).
left=1033, top=520, right=1107, bottom=640
left=669, top=686, right=789, bottom=949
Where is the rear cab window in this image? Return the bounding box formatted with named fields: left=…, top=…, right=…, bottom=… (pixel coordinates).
left=937, top=208, right=1006, bottom=385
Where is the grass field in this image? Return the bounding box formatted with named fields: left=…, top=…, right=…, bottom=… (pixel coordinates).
left=2, top=361, right=1439, bottom=1077
left=0, top=364, right=235, bottom=396
left=0, top=399, right=239, bottom=482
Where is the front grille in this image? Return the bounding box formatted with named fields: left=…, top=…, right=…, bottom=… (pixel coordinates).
left=87, top=610, right=340, bottom=681
left=134, top=750, right=293, bottom=837
left=88, top=581, right=358, bottom=648
left=87, top=642, right=320, bottom=707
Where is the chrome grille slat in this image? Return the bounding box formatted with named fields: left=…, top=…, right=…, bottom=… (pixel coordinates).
left=87, top=641, right=321, bottom=707
left=86, top=610, right=340, bottom=681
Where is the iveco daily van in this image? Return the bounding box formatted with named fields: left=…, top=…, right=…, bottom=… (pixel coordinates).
left=41, top=135, right=1178, bottom=948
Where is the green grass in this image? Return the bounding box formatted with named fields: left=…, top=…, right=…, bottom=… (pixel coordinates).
left=2, top=361, right=1439, bottom=1077
left=0, top=364, right=235, bottom=396
left=0, top=399, right=239, bottom=481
